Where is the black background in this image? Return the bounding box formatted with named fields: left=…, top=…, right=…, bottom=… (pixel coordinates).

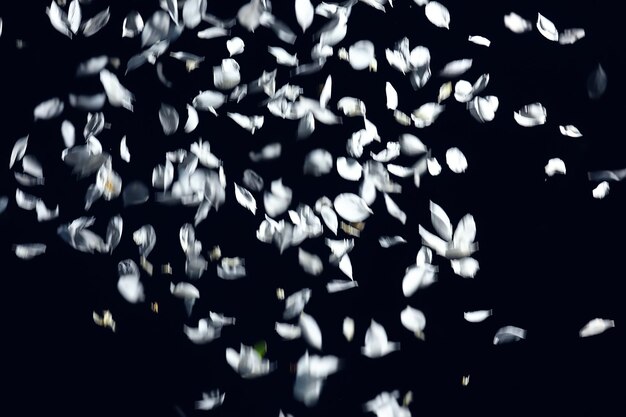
left=1, top=1, right=625, bottom=416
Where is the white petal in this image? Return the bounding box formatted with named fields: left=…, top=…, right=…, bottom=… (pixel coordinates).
left=430, top=200, right=453, bottom=241
left=275, top=322, right=302, bottom=340
left=587, top=64, right=608, bottom=100
left=300, top=312, right=323, bottom=350
left=184, top=104, right=199, bottom=133
left=347, top=40, right=375, bottom=70
left=34, top=97, right=64, bottom=120
left=559, top=125, right=582, bottom=138
left=337, top=97, right=366, bottom=117
left=284, top=288, right=312, bottom=319
left=537, top=13, right=559, bottom=42
left=468, top=95, right=499, bottom=123
left=362, top=320, right=399, bottom=358
left=399, top=134, right=427, bottom=156
left=82, top=7, right=111, bottom=37
left=120, top=136, right=131, bottom=162
left=9, top=136, right=28, bottom=169
left=451, top=257, right=480, bottom=278
left=100, top=70, right=134, bottom=111
left=439, top=59, right=473, bottom=77
left=61, top=121, right=75, bottom=148
left=579, top=318, right=615, bottom=338
left=159, top=103, right=179, bottom=135
left=424, top=1, right=450, bottom=29
left=226, top=37, right=245, bottom=56
left=234, top=183, right=257, bottom=214
left=468, top=35, right=491, bottom=47
left=319, top=75, right=332, bottom=108
left=385, top=82, right=398, bottom=110
left=117, top=275, right=144, bottom=303
left=303, top=149, right=333, bottom=176
left=295, top=0, right=315, bottom=32
left=299, top=248, right=324, bottom=275
left=545, top=158, right=566, bottom=176
left=334, top=193, right=373, bottom=222
left=558, top=28, right=585, bottom=45
left=214, top=58, right=241, bottom=90
left=320, top=206, right=338, bottom=234
left=35, top=199, right=59, bottom=222
left=47, top=1, right=71, bottom=37
left=228, top=112, right=264, bottom=134
left=402, top=264, right=437, bottom=297
left=197, top=27, right=230, bottom=39
left=13, top=243, right=47, bottom=259
left=504, top=12, right=532, bottom=33
left=514, top=102, right=547, bottom=127
left=268, top=46, right=298, bottom=66
left=15, top=189, right=38, bottom=210
left=379, top=236, right=407, bottom=248
left=343, top=317, right=355, bottom=341
left=464, top=310, right=492, bottom=322
left=68, top=0, right=82, bottom=34
left=327, top=279, right=358, bottom=293
left=418, top=225, right=448, bottom=256
left=336, top=157, right=362, bottom=181
left=412, top=102, right=445, bottom=127
left=592, top=181, right=610, bottom=199
left=190, top=90, right=223, bottom=111
left=493, top=326, right=526, bottom=344
left=401, top=306, right=426, bottom=333
left=445, top=147, right=468, bottom=173
left=383, top=193, right=407, bottom=224
left=452, top=214, right=476, bottom=248
left=122, top=11, right=144, bottom=37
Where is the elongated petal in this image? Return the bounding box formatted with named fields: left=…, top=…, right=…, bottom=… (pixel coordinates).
left=579, top=318, right=615, bottom=338
left=536, top=13, right=558, bottom=41
left=425, top=1, right=450, bottom=29
left=300, top=312, right=323, bottom=350
left=295, top=0, right=314, bottom=32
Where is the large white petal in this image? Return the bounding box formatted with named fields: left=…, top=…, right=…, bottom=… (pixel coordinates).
left=424, top=1, right=450, bottom=29
left=334, top=193, right=373, bottom=222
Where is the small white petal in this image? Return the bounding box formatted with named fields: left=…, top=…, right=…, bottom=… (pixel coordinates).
left=424, top=1, right=450, bottom=29
left=299, top=312, right=323, bottom=350
left=401, top=305, right=426, bottom=334
left=504, top=12, right=532, bottom=33
left=343, top=317, right=355, bottom=341
left=545, top=158, right=566, bottom=176
left=559, top=125, right=582, bottom=138
left=445, top=147, right=468, bottom=173
left=385, top=82, right=398, bottom=110
left=592, top=182, right=610, bottom=199
left=464, top=310, right=492, bottom=323
left=468, top=35, right=491, bottom=47
left=537, top=13, right=559, bottom=42
left=334, top=193, right=372, bottom=222
left=579, top=318, right=615, bottom=338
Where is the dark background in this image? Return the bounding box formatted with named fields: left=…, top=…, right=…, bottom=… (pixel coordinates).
left=1, top=1, right=625, bottom=416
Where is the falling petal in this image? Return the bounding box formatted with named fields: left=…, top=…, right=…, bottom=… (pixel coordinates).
left=226, top=37, right=245, bottom=56
left=217, top=257, right=247, bottom=280
left=123, top=181, right=149, bottom=206
left=445, top=147, right=468, bottom=173
left=82, top=7, right=111, bottom=37
left=504, top=12, right=532, bottom=33
left=379, top=236, right=407, bottom=248
left=334, top=193, right=372, bottom=222
left=61, top=121, right=75, bottom=148
left=105, top=215, right=123, bottom=253
left=13, top=243, right=47, bottom=260
left=493, top=326, right=526, bottom=344
left=133, top=225, right=156, bottom=257
left=336, top=157, right=362, bottom=181
left=464, top=310, right=492, bottom=323
left=159, top=103, right=179, bottom=135
left=123, top=10, right=144, bottom=37
left=34, top=98, right=64, bottom=120
left=228, top=112, right=264, bottom=134
left=295, top=0, right=315, bottom=32
left=47, top=1, right=71, bottom=38
left=468, top=35, right=491, bottom=47
left=268, top=46, right=299, bottom=66
left=559, top=125, right=582, bottom=138
left=300, top=312, right=323, bottom=350
left=545, top=158, right=566, bottom=176
left=275, top=322, right=302, bottom=340
left=424, top=1, right=450, bottom=29
left=234, top=183, right=257, bottom=214
left=68, top=0, right=81, bottom=35
left=558, top=28, right=585, bottom=45
left=120, top=136, right=131, bottom=162
left=579, top=318, right=615, bottom=338
left=339, top=254, right=353, bottom=280
left=250, top=143, right=282, bottom=162
left=592, top=182, right=610, bottom=199
left=439, top=59, right=472, bottom=77
left=401, top=306, right=426, bottom=334
left=536, top=13, right=559, bottom=42
left=451, top=257, right=480, bottom=278
left=399, top=134, right=427, bottom=156
left=364, top=391, right=410, bottom=417
left=385, top=82, right=398, bottom=110
left=100, top=70, right=134, bottom=110
left=195, top=390, right=225, bottom=411
left=587, top=64, right=607, bottom=100
left=35, top=199, right=59, bottom=222
left=343, top=317, right=355, bottom=341
left=9, top=136, right=28, bottom=169
left=117, top=259, right=144, bottom=303
left=0, top=196, right=8, bottom=215
left=468, top=95, right=499, bottom=123
left=514, top=102, right=547, bottom=127
left=383, top=194, right=406, bottom=224
left=264, top=179, right=292, bottom=217
left=298, top=248, right=323, bottom=275
left=362, top=319, right=399, bottom=358
left=427, top=157, right=442, bottom=176
left=284, top=288, right=312, bottom=320
left=345, top=40, right=376, bottom=70
left=297, top=112, right=316, bottom=139
left=453, top=80, right=473, bottom=103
